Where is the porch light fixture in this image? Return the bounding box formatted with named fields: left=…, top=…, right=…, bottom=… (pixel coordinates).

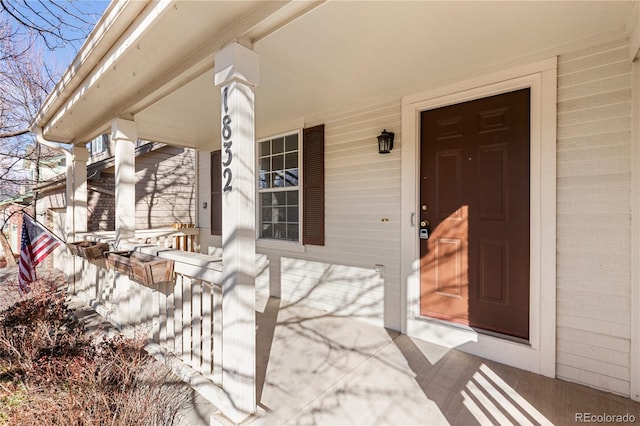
left=377, top=129, right=394, bottom=154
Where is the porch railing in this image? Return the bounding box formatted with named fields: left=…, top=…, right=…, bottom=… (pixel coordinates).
left=68, top=230, right=239, bottom=417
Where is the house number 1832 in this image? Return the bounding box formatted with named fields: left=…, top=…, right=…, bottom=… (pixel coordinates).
left=222, top=86, right=233, bottom=192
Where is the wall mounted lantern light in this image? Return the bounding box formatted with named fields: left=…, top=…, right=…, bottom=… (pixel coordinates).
left=377, top=129, right=395, bottom=154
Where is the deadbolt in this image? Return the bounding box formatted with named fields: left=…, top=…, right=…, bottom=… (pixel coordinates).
left=421, top=205, right=428, bottom=211
left=420, top=220, right=427, bottom=227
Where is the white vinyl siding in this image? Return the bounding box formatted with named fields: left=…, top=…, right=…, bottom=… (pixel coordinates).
left=134, top=145, right=196, bottom=229
left=260, top=98, right=401, bottom=329
left=556, top=38, right=632, bottom=396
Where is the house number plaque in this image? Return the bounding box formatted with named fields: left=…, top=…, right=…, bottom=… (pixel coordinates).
left=222, top=86, right=233, bottom=192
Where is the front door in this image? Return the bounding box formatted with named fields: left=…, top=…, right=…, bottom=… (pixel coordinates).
left=419, top=88, right=530, bottom=340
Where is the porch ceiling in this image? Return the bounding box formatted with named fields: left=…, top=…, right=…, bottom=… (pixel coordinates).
left=36, top=1, right=635, bottom=150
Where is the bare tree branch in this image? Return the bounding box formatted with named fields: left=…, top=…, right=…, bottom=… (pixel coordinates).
left=0, top=129, right=29, bottom=139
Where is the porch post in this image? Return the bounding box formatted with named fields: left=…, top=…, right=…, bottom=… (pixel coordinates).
left=111, top=118, right=137, bottom=248
left=214, top=42, right=259, bottom=423
left=71, top=145, right=88, bottom=237
left=66, top=145, right=88, bottom=292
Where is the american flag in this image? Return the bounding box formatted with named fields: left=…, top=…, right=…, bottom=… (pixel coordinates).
left=18, top=214, right=62, bottom=295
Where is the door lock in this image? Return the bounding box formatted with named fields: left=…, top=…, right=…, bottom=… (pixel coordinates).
left=420, top=220, right=431, bottom=240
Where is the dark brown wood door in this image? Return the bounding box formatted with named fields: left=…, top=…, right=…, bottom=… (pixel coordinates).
left=419, top=88, right=530, bottom=340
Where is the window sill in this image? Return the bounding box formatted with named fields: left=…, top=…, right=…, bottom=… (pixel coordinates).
left=257, top=238, right=306, bottom=253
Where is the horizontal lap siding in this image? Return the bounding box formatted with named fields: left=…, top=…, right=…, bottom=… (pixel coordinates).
left=267, top=99, right=402, bottom=329
left=556, top=38, right=632, bottom=396
left=135, top=146, right=196, bottom=229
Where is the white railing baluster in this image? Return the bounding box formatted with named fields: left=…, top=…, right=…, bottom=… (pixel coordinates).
left=182, top=276, right=192, bottom=366
left=201, top=283, right=213, bottom=378
left=159, top=280, right=168, bottom=350
left=174, top=275, right=184, bottom=359
left=166, top=279, right=175, bottom=354
left=213, top=283, right=223, bottom=386
left=192, top=280, right=202, bottom=371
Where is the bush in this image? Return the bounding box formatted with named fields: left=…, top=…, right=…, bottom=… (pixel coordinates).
left=0, top=280, right=188, bottom=425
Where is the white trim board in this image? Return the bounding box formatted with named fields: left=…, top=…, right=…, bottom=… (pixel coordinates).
left=400, top=58, right=557, bottom=377
left=630, top=63, right=640, bottom=402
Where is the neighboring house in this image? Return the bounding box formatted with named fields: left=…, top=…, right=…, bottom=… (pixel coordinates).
left=29, top=0, right=640, bottom=422
left=35, top=135, right=196, bottom=233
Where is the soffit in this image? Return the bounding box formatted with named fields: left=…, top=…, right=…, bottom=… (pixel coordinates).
left=40, top=1, right=635, bottom=150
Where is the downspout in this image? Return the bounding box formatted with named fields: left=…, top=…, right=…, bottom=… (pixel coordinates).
left=34, top=127, right=74, bottom=240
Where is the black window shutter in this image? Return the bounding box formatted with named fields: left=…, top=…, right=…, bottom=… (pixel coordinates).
left=211, top=150, right=222, bottom=235
left=303, top=124, right=325, bottom=246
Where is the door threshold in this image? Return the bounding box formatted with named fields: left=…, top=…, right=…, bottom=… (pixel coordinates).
left=417, top=314, right=531, bottom=347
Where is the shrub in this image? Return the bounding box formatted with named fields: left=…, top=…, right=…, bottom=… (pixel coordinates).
left=0, top=279, right=187, bottom=425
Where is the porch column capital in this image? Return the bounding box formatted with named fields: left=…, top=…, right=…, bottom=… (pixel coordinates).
left=72, top=144, right=89, bottom=162
left=111, top=117, right=138, bottom=142
left=214, top=42, right=259, bottom=88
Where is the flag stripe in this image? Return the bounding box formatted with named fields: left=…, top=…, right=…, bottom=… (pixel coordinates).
left=17, top=214, right=62, bottom=294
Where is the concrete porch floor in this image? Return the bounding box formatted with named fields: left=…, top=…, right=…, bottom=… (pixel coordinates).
left=250, top=297, right=640, bottom=426
left=58, top=275, right=639, bottom=425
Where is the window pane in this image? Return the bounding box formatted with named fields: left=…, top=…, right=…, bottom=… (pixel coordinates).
left=260, top=141, right=270, bottom=156
left=260, top=157, right=271, bottom=173
left=287, top=224, right=299, bottom=241
left=272, top=172, right=285, bottom=188
left=287, top=206, right=298, bottom=222
left=274, top=224, right=286, bottom=239
left=285, top=134, right=298, bottom=152
left=261, top=223, right=273, bottom=239
left=272, top=154, right=284, bottom=170
left=273, top=207, right=285, bottom=222
left=261, top=193, right=272, bottom=207
left=286, top=190, right=298, bottom=205
left=272, top=137, right=284, bottom=154
left=284, top=169, right=298, bottom=187
left=273, top=192, right=286, bottom=205
left=259, top=170, right=268, bottom=189
left=285, top=152, right=298, bottom=169
left=262, top=207, right=272, bottom=221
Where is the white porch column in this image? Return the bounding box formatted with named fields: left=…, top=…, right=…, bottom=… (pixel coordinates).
left=214, top=42, right=259, bottom=423
left=65, top=145, right=89, bottom=241
left=66, top=145, right=88, bottom=292
left=112, top=118, right=137, bottom=248
left=71, top=145, right=88, bottom=236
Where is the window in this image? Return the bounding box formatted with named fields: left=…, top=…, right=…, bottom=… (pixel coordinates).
left=209, top=124, right=324, bottom=246
left=88, top=134, right=108, bottom=156
left=258, top=132, right=300, bottom=241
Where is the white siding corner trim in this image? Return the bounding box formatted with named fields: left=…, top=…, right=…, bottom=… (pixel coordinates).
left=400, top=58, right=558, bottom=377
left=631, top=62, right=640, bottom=402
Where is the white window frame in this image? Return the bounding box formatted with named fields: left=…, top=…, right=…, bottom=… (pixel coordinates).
left=256, top=129, right=304, bottom=251
left=400, top=58, right=557, bottom=377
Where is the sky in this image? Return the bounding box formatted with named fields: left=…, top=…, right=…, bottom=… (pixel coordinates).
left=3, top=0, right=111, bottom=74
left=42, top=1, right=110, bottom=71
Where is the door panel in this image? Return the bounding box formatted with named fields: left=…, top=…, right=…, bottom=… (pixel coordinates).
left=419, top=88, right=530, bottom=340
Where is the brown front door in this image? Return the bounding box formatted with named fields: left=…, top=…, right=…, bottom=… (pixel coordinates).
left=419, top=88, right=530, bottom=340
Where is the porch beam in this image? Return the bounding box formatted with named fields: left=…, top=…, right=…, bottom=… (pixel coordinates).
left=214, top=42, right=259, bottom=423
left=111, top=118, right=137, bottom=247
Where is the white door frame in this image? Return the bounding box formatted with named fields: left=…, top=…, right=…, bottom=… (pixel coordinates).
left=400, top=58, right=557, bottom=377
